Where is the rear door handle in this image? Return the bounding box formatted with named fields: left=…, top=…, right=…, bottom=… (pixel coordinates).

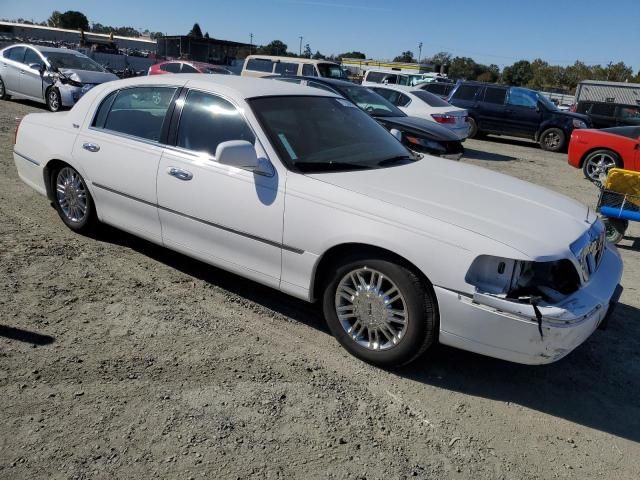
left=167, top=167, right=193, bottom=181
left=82, top=142, right=100, bottom=152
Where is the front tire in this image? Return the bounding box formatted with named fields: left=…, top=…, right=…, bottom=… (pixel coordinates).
left=46, top=87, right=62, bottom=112
left=322, top=255, right=438, bottom=368
left=539, top=127, right=566, bottom=152
left=582, top=149, right=622, bottom=183
left=52, top=165, right=96, bottom=233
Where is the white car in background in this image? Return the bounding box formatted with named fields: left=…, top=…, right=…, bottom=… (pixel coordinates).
left=13, top=75, right=623, bottom=368
left=370, top=85, right=471, bottom=140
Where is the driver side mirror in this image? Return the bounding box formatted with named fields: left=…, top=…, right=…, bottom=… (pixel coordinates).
left=29, top=63, right=45, bottom=74
left=390, top=128, right=403, bottom=142
left=216, top=140, right=259, bottom=170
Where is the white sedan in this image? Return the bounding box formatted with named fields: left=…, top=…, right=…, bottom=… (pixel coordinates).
left=13, top=75, right=623, bottom=367
left=370, top=85, right=471, bottom=140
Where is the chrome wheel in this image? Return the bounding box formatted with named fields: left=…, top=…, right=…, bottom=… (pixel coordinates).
left=585, top=152, right=617, bottom=182
left=543, top=131, right=561, bottom=149
left=48, top=89, right=60, bottom=111
left=55, top=167, right=88, bottom=223
left=334, top=267, right=408, bottom=351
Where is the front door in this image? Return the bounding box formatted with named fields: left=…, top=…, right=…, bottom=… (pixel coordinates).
left=157, top=89, right=285, bottom=286
left=72, top=85, right=179, bottom=243
left=505, top=87, right=542, bottom=138
left=20, top=47, right=47, bottom=100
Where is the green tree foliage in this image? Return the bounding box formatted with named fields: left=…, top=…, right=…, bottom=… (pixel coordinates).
left=204, top=32, right=210, bottom=39
left=337, top=51, right=366, bottom=59
left=430, top=51, right=452, bottom=66
left=502, top=60, right=534, bottom=86
left=312, top=50, right=326, bottom=60
left=258, top=40, right=288, bottom=56
left=48, top=10, right=89, bottom=30
left=393, top=51, right=416, bottom=63
left=448, top=56, right=476, bottom=79
left=47, top=11, right=63, bottom=28
left=303, top=44, right=312, bottom=59
left=188, top=23, right=203, bottom=38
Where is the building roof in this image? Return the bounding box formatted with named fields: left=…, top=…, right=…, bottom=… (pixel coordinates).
left=159, top=35, right=251, bottom=48
left=579, top=79, right=640, bottom=88
left=0, top=20, right=156, bottom=44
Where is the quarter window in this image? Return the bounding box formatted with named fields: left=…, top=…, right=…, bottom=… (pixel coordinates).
left=181, top=63, right=198, bottom=73
left=176, top=90, right=255, bottom=157
left=508, top=87, right=538, bottom=108
left=160, top=63, right=181, bottom=73
left=99, top=87, right=176, bottom=142
left=483, top=87, right=507, bottom=105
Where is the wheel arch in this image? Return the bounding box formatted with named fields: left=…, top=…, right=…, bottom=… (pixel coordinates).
left=578, top=146, right=623, bottom=169
left=42, top=159, right=96, bottom=212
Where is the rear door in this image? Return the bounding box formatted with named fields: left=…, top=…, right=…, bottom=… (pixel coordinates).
left=1, top=46, right=26, bottom=93
left=477, top=86, right=508, bottom=132
left=72, top=85, right=179, bottom=243
left=448, top=83, right=481, bottom=112
left=505, top=87, right=542, bottom=138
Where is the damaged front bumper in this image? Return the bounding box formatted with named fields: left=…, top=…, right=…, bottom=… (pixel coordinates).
left=436, top=244, right=623, bottom=365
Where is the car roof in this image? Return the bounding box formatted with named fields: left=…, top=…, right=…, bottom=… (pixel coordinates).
left=244, top=55, right=338, bottom=65
left=159, top=60, right=228, bottom=69
left=10, top=44, right=81, bottom=54
left=107, top=74, right=341, bottom=99
left=275, top=75, right=357, bottom=88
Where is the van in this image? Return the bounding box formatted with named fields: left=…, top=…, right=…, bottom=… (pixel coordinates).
left=241, top=55, right=347, bottom=79
left=361, top=69, right=429, bottom=88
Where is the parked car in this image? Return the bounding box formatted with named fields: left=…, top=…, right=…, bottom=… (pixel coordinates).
left=361, top=69, right=428, bottom=87
left=148, top=60, right=233, bottom=76
left=568, top=126, right=640, bottom=182
left=369, top=85, right=470, bottom=139
left=0, top=44, right=118, bottom=111
left=241, top=55, right=347, bottom=79
left=267, top=75, right=464, bottom=159
left=14, top=74, right=623, bottom=367
left=416, top=81, right=455, bottom=99
left=572, top=101, right=640, bottom=129
left=447, top=81, right=591, bottom=151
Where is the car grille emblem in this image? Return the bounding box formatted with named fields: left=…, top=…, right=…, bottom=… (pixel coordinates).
left=573, top=223, right=605, bottom=282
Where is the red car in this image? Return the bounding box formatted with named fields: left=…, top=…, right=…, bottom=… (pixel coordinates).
left=148, top=60, right=233, bottom=76
left=568, top=126, right=640, bottom=182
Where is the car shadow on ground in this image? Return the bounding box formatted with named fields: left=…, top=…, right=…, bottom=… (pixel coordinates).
left=92, top=224, right=639, bottom=442
left=475, top=135, right=543, bottom=150
left=0, top=325, right=55, bottom=345
left=462, top=148, right=517, bottom=162
left=617, top=236, right=640, bottom=252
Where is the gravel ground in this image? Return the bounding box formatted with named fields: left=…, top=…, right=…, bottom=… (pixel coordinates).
left=1, top=99, right=639, bottom=480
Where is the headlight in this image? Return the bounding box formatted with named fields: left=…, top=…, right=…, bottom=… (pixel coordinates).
left=405, top=135, right=446, bottom=153
left=465, top=255, right=581, bottom=303
left=572, top=119, right=587, bottom=128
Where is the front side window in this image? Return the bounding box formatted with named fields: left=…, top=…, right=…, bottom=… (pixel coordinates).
left=44, top=51, right=105, bottom=72
left=619, top=106, right=640, bottom=119
left=100, top=87, right=176, bottom=142
left=250, top=96, right=412, bottom=173
left=590, top=103, right=616, bottom=116
left=508, top=87, right=538, bottom=108
left=365, top=71, right=385, bottom=83
left=483, top=87, right=507, bottom=105
left=452, top=84, right=480, bottom=101
left=341, top=86, right=404, bottom=117
left=23, top=49, right=42, bottom=67
left=302, top=63, right=316, bottom=76
left=274, top=62, right=298, bottom=76
left=176, top=90, right=255, bottom=157
left=160, top=62, right=181, bottom=73
left=246, top=58, right=273, bottom=73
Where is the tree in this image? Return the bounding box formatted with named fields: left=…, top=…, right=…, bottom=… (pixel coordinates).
left=47, top=10, right=63, bottom=28
left=448, top=56, right=476, bottom=80
left=204, top=32, right=210, bottom=39
left=303, top=43, right=312, bottom=59
left=258, top=40, right=288, bottom=56
left=393, top=51, right=416, bottom=63
left=337, top=51, right=366, bottom=60
left=430, top=51, right=452, bottom=68
left=502, top=60, right=533, bottom=86
left=188, top=23, right=203, bottom=38
left=48, top=10, right=89, bottom=30
left=312, top=50, right=325, bottom=60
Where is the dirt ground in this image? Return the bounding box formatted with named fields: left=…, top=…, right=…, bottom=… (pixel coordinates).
left=1, top=98, right=639, bottom=480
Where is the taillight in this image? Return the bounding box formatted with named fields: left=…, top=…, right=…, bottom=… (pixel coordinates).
left=14, top=117, right=22, bottom=145
left=431, top=114, right=456, bottom=124
left=569, top=103, right=577, bottom=112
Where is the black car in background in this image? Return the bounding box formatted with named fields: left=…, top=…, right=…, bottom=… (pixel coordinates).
left=266, top=75, right=464, bottom=160
left=447, top=81, right=591, bottom=152
left=416, top=81, right=455, bottom=99
left=573, top=101, right=640, bottom=129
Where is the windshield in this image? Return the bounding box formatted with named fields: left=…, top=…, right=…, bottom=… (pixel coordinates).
left=536, top=93, right=557, bottom=111
left=249, top=96, right=412, bottom=173
left=411, top=90, right=451, bottom=107
left=339, top=85, right=406, bottom=118
left=45, top=51, right=105, bottom=72
left=317, top=63, right=348, bottom=79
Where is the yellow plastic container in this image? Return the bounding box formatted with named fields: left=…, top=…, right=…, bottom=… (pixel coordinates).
left=604, top=168, right=640, bottom=206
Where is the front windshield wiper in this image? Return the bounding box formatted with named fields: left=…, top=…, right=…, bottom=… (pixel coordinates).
left=295, top=161, right=374, bottom=172
left=377, top=156, right=415, bottom=167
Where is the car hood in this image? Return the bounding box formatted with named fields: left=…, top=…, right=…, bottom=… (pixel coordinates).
left=375, top=115, right=461, bottom=141
left=307, top=157, right=596, bottom=259
left=556, top=110, right=590, bottom=123
left=59, top=69, right=119, bottom=84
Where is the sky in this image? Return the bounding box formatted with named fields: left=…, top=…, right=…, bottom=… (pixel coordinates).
left=1, top=0, right=638, bottom=70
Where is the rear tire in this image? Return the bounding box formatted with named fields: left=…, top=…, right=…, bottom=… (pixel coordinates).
left=322, top=254, right=438, bottom=368
left=539, top=128, right=566, bottom=152
left=467, top=117, right=481, bottom=139
left=582, top=149, right=622, bottom=183
left=0, top=76, right=9, bottom=100
left=51, top=165, right=96, bottom=233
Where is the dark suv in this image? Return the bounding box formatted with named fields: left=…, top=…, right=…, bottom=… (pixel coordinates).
left=447, top=81, right=591, bottom=151
left=574, top=101, right=640, bottom=129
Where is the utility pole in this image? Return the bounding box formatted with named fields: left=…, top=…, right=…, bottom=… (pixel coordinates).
left=249, top=32, right=253, bottom=54
left=418, top=42, right=423, bottom=64
left=299, top=36, right=303, bottom=56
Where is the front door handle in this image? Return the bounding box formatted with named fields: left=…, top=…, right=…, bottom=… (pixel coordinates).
left=167, top=167, right=193, bottom=181
left=82, top=142, right=100, bottom=152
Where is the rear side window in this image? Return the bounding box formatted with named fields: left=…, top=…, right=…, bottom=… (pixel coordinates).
left=302, top=63, right=316, bottom=76
left=100, top=87, right=177, bottom=142
left=181, top=63, right=198, bottom=73
left=483, top=87, right=507, bottom=105
left=23, top=49, right=42, bottom=67
left=246, top=58, right=273, bottom=73
left=371, top=88, right=411, bottom=107
left=176, top=90, right=255, bottom=157
left=412, top=90, right=450, bottom=107
left=274, top=62, right=298, bottom=75
left=452, top=84, right=480, bottom=101
left=424, top=83, right=447, bottom=96
left=576, top=102, right=592, bottom=114
left=92, top=91, right=118, bottom=128
left=160, top=63, right=181, bottom=73
left=365, top=71, right=385, bottom=83
left=590, top=103, right=616, bottom=116
left=7, top=46, right=26, bottom=63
